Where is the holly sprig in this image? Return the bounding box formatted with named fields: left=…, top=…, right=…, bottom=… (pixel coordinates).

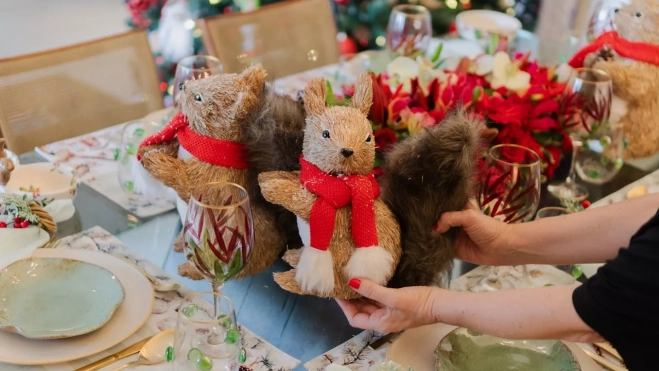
left=0, top=194, right=40, bottom=224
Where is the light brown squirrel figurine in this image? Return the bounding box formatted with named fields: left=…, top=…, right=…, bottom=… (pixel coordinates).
left=578, top=0, right=659, bottom=159
left=0, top=139, right=15, bottom=186
left=259, top=74, right=402, bottom=299
left=137, top=65, right=305, bottom=280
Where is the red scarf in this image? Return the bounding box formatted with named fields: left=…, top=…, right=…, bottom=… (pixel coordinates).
left=299, top=156, right=380, bottom=251
left=137, top=111, right=249, bottom=169
left=569, top=31, right=659, bottom=68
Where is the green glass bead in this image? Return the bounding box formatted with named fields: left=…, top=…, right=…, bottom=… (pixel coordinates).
left=125, top=143, right=137, bottom=155
left=572, top=265, right=584, bottom=279
left=588, top=169, right=601, bottom=179
left=120, top=155, right=131, bottom=165
left=218, top=313, right=233, bottom=330
left=182, top=304, right=198, bottom=318
left=113, top=148, right=120, bottom=161
left=239, top=347, right=247, bottom=364
left=544, top=283, right=554, bottom=287
left=188, top=348, right=202, bottom=363
left=165, top=346, right=174, bottom=362
left=196, top=354, right=213, bottom=371
left=599, top=136, right=611, bottom=147
left=123, top=181, right=134, bottom=192
left=133, top=127, right=145, bottom=137
left=225, top=329, right=239, bottom=344
left=614, top=158, right=624, bottom=170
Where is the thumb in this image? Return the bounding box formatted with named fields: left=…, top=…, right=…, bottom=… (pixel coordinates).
left=434, top=209, right=473, bottom=233
left=348, top=278, right=396, bottom=306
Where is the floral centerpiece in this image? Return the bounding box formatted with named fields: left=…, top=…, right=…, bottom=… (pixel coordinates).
left=329, top=46, right=576, bottom=182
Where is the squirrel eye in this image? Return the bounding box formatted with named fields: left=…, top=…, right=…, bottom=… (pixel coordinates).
left=194, top=93, right=202, bottom=102
left=178, top=83, right=184, bottom=90
left=322, top=130, right=330, bottom=139
left=366, top=135, right=372, bottom=143
left=635, top=11, right=642, bottom=17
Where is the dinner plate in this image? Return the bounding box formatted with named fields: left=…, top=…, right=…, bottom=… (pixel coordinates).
left=0, top=257, right=125, bottom=339
left=387, top=323, right=600, bottom=371
left=0, top=249, right=154, bottom=365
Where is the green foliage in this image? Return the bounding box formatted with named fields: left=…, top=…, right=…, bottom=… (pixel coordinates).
left=0, top=194, right=40, bottom=224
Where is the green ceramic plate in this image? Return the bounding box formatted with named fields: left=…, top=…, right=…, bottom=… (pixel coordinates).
left=0, top=257, right=125, bottom=340
left=435, top=327, right=581, bottom=371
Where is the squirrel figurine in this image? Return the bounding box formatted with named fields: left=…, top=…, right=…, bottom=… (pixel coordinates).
left=259, top=73, right=481, bottom=298
left=570, top=0, right=659, bottom=159
left=137, top=65, right=305, bottom=279
left=0, top=139, right=15, bottom=186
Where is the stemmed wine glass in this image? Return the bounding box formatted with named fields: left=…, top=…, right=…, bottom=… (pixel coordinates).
left=534, top=207, right=584, bottom=279
left=385, top=4, right=432, bottom=59
left=182, top=182, right=254, bottom=300
left=475, top=144, right=541, bottom=291
left=548, top=68, right=614, bottom=200
left=173, top=55, right=223, bottom=107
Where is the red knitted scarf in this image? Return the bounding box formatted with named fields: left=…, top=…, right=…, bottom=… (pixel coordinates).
left=569, top=31, right=659, bottom=68
left=299, top=156, right=380, bottom=251
left=137, top=111, right=249, bottom=169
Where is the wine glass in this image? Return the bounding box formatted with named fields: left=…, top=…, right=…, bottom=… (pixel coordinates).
left=385, top=5, right=432, bottom=59
left=475, top=144, right=541, bottom=291
left=173, top=55, right=223, bottom=106
left=549, top=68, right=613, bottom=200
left=535, top=207, right=584, bottom=279
left=171, top=292, right=241, bottom=371
left=576, top=121, right=624, bottom=184
left=183, top=182, right=254, bottom=297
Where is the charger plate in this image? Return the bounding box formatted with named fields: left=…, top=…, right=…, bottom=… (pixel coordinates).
left=387, top=323, right=600, bottom=371
left=0, top=249, right=154, bottom=365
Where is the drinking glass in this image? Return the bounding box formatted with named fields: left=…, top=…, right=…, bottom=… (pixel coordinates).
left=183, top=182, right=254, bottom=297
left=172, top=292, right=241, bottom=371
left=535, top=207, right=584, bottom=279
left=478, top=144, right=542, bottom=223
left=385, top=5, right=432, bottom=59
left=117, top=120, right=165, bottom=198
left=549, top=68, right=614, bottom=200
left=173, top=55, right=223, bottom=106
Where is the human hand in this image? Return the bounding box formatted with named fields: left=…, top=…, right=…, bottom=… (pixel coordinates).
left=336, top=278, right=442, bottom=333
left=434, top=203, right=523, bottom=266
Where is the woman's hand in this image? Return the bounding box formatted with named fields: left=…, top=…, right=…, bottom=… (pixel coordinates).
left=435, top=202, right=526, bottom=266
left=336, top=278, right=444, bottom=333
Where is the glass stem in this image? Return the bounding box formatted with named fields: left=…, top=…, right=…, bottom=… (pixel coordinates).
left=566, top=137, right=579, bottom=189
left=211, top=281, right=224, bottom=317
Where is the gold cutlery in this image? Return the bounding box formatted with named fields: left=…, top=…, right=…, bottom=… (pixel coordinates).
left=582, top=348, right=627, bottom=371
left=41, top=238, right=60, bottom=249
left=74, top=335, right=156, bottom=371
left=370, top=331, right=402, bottom=350
left=112, top=329, right=174, bottom=371
left=595, top=342, right=623, bottom=362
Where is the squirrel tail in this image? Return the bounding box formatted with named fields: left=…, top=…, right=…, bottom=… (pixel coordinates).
left=382, top=109, right=484, bottom=288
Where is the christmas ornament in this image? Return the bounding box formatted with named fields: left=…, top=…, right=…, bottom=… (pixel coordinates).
left=158, top=1, right=195, bottom=64
left=338, top=35, right=358, bottom=55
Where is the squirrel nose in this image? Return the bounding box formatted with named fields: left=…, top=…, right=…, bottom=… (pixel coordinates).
left=340, top=148, right=354, bottom=158
left=614, top=8, right=619, bottom=13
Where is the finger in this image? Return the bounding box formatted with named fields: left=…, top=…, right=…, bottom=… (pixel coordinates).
left=349, top=278, right=398, bottom=307
left=434, top=209, right=471, bottom=233
left=335, top=299, right=359, bottom=318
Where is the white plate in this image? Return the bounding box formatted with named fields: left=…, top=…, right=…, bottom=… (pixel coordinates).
left=387, top=323, right=600, bottom=371
left=44, top=199, right=76, bottom=223
left=0, top=249, right=154, bottom=365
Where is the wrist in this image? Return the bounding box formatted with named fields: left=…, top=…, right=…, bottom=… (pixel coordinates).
left=430, top=288, right=460, bottom=324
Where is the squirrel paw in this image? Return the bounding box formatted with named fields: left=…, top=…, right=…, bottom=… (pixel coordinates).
left=344, top=246, right=394, bottom=286
left=295, top=247, right=335, bottom=295
left=282, top=248, right=302, bottom=268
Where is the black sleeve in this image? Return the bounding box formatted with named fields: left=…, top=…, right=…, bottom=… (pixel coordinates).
left=572, top=212, right=659, bottom=371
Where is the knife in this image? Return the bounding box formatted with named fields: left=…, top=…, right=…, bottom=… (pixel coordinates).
left=74, top=335, right=154, bottom=371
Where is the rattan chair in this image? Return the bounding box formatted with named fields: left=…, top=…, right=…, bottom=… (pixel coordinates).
left=0, top=30, right=163, bottom=154
left=200, top=0, right=340, bottom=78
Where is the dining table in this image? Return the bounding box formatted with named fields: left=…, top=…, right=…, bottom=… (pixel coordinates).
left=10, top=35, right=656, bottom=371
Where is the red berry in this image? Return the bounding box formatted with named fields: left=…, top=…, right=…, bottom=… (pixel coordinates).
left=20, top=220, right=30, bottom=228
left=14, top=217, right=22, bottom=224
left=581, top=200, right=591, bottom=209
left=0, top=222, right=7, bottom=228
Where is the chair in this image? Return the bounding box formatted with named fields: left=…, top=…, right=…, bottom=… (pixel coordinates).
left=199, top=0, right=340, bottom=79
left=0, top=30, right=163, bottom=154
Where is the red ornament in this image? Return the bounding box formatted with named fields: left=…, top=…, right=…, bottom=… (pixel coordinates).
left=334, top=0, right=350, bottom=5
left=338, top=36, right=358, bottom=55
left=20, top=220, right=30, bottom=228
left=0, top=222, right=6, bottom=228
left=159, top=82, right=168, bottom=92
left=448, top=21, right=458, bottom=34
left=224, top=6, right=232, bottom=13
left=581, top=200, right=591, bottom=209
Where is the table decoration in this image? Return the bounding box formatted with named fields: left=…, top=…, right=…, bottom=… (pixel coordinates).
left=455, top=9, right=522, bottom=55
left=570, top=0, right=659, bottom=161
left=0, top=257, right=125, bottom=340
left=0, top=227, right=299, bottom=371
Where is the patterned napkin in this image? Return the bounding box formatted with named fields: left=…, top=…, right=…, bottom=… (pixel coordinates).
left=35, top=125, right=176, bottom=218
left=0, top=226, right=300, bottom=371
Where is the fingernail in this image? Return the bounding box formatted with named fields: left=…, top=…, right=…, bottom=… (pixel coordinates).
left=348, top=278, right=361, bottom=289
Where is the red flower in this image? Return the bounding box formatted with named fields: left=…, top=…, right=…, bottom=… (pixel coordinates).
left=368, top=73, right=389, bottom=125
left=372, top=166, right=384, bottom=177
left=373, top=128, right=398, bottom=151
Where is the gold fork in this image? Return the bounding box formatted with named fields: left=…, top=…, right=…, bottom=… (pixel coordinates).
left=41, top=237, right=60, bottom=249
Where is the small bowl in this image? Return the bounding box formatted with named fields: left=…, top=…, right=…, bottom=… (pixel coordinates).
left=0, top=163, right=78, bottom=203
left=456, top=10, right=522, bottom=51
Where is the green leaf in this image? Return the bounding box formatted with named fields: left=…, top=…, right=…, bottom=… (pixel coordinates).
left=487, top=33, right=499, bottom=55
left=430, top=43, right=443, bottom=63
left=214, top=260, right=226, bottom=282
left=227, top=252, right=243, bottom=279
left=433, top=58, right=446, bottom=69
left=325, top=80, right=336, bottom=106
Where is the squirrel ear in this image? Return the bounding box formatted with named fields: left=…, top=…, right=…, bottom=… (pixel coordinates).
left=351, top=73, right=373, bottom=116
left=241, top=64, right=267, bottom=96
left=304, top=78, right=327, bottom=116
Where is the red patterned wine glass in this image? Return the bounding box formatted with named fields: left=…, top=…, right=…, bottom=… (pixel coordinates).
left=183, top=182, right=254, bottom=301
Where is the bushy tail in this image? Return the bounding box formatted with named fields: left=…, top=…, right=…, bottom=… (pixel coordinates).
left=242, top=85, right=306, bottom=249
left=382, top=109, right=484, bottom=288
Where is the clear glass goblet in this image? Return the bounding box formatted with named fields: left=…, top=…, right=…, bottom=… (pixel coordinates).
left=173, top=55, right=223, bottom=106
left=385, top=4, right=432, bottom=59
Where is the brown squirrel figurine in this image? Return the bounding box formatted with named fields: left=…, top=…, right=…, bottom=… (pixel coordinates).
left=259, top=74, right=482, bottom=298
left=137, top=65, right=305, bottom=280
left=0, top=139, right=15, bottom=186
left=572, top=0, right=659, bottom=159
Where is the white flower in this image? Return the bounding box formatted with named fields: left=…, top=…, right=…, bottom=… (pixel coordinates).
left=387, top=56, right=418, bottom=93
left=555, top=63, right=574, bottom=83
left=473, top=54, right=495, bottom=76
left=489, top=52, right=531, bottom=92
left=416, top=56, right=447, bottom=94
